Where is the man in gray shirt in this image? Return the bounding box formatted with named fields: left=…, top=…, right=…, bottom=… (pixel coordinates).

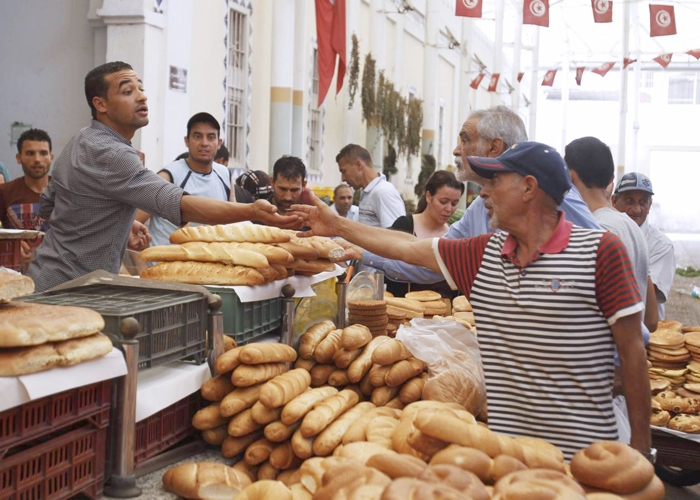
left=29, top=61, right=296, bottom=291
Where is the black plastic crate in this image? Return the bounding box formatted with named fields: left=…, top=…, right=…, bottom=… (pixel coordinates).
left=18, top=285, right=208, bottom=370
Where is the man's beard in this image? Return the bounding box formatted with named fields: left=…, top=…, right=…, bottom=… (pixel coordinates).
left=455, top=157, right=486, bottom=184
left=488, top=213, right=499, bottom=230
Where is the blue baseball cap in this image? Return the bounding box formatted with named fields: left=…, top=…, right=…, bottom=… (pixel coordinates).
left=614, top=172, right=654, bottom=196
left=466, top=141, right=571, bottom=204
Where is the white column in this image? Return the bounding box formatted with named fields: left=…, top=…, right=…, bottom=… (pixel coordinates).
left=269, top=0, right=296, bottom=164
left=617, top=0, right=630, bottom=170
left=291, top=0, right=306, bottom=158
left=366, top=0, right=386, bottom=171
left=560, top=32, right=570, bottom=152
left=492, top=0, right=504, bottom=106
left=630, top=0, right=641, bottom=175
left=528, top=27, right=540, bottom=140
left=344, top=0, right=362, bottom=146
left=511, top=3, right=523, bottom=112
left=421, top=2, right=439, bottom=157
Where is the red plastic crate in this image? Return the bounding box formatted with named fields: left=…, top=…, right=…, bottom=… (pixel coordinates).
left=0, top=240, right=21, bottom=272
left=134, top=392, right=201, bottom=466
left=0, top=424, right=106, bottom=500
left=0, top=380, right=112, bottom=459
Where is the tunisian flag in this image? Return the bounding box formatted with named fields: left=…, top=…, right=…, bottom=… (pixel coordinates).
left=517, top=72, right=525, bottom=82
left=470, top=73, right=485, bottom=89
left=592, top=62, right=615, bottom=77
left=541, top=69, right=556, bottom=86
left=487, top=74, right=500, bottom=92
left=653, top=53, right=673, bottom=68
left=575, top=67, right=585, bottom=86
left=591, top=0, right=613, bottom=23
left=623, top=58, right=637, bottom=68
left=688, top=49, right=700, bottom=60
left=456, top=0, right=482, bottom=18
left=316, top=0, right=346, bottom=107
left=523, top=0, right=549, bottom=27
left=649, top=4, right=676, bottom=37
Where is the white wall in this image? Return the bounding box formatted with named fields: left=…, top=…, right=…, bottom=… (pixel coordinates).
left=0, top=0, right=94, bottom=179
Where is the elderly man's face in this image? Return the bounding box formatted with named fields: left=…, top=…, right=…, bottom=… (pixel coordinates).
left=334, top=187, right=354, bottom=217
left=479, top=172, right=523, bottom=230
left=613, top=190, right=652, bottom=226
left=453, top=117, right=492, bottom=184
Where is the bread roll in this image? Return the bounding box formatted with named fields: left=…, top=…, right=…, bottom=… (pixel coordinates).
left=369, top=364, right=392, bottom=387
left=170, top=224, right=290, bottom=244
left=342, top=407, right=400, bottom=444
left=341, top=325, right=372, bottom=350
left=0, top=302, right=103, bottom=347
left=162, top=462, right=252, bottom=500
left=570, top=441, right=654, bottom=494
left=265, top=420, right=301, bottom=443
left=385, top=357, right=426, bottom=388
left=294, top=358, right=317, bottom=372
left=192, top=403, right=228, bottom=431
left=201, top=374, right=236, bottom=402
left=220, top=384, right=263, bottom=418
left=371, top=338, right=411, bottom=366
left=228, top=408, right=264, bottom=437
left=299, top=457, right=359, bottom=495
left=314, top=329, right=343, bottom=364
left=244, top=438, right=275, bottom=466
left=365, top=415, right=399, bottom=449
left=232, top=363, right=287, bottom=387
left=301, top=389, right=360, bottom=438
left=256, top=462, right=280, bottom=481
left=371, top=385, right=400, bottom=406
left=232, top=460, right=259, bottom=483
left=291, top=428, right=316, bottom=459
left=414, top=410, right=501, bottom=458
left=277, top=469, right=301, bottom=487
left=366, top=453, right=428, bottom=479
left=312, top=401, right=375, bottom=456
left=240, top=343, right=297, bottom=365
left=222, top=432, right=263, bottom=458
left=298, top=321, right=336, bottom=359
left=332, top=441, right=396, bottom=464
left=313, top=466, right=392, bottom=500
left=223, top=335, right=238, bottom=352
left=270, top=441, right=299, bottom=470
left=259, top=368, right=311, bottom=408
left=215, top=347, right=242, bottom=374
left=281, top=386, right=338, bottom=425
left=141, top=261, right=266, bottom=286
left=140, top=241, right=270, bottom=268
left=232, top=479, right=292, bottom=500
left=333, top=348, right=362, bottom=369
left=359, top=372, right=374, bottom=396
left=422, top=367, right=483, bottom=416
left=289, top=483, right=312, bottom=500
left=251, top=401, right=283, bottom=425
left=347, top=335, right=393, bottom=383
left=0, top=271, right=34, bottom=302
left=399, top=373, right=428, bottom=404
left=310, top=364, right=336, bottom=386
left=201, top=425, right=228, bottom=446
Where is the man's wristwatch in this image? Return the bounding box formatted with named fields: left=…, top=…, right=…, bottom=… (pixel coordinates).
left=641, top=448, right=657, bottom=464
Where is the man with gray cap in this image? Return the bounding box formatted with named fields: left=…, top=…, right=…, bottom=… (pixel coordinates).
left=613, top=173, right=675, bottom=320
left=292, top=141, right=651, bottom=460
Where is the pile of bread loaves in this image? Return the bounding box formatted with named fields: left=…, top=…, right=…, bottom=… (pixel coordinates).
left=0, top=271, right=112, bottom=376
left=383, top=292, right=476, bottom=332
left=140, top=225, right=345, bottom=286
left=648, top=320, right=700, bottom=432
left=169, top=332, right=664, bottom=499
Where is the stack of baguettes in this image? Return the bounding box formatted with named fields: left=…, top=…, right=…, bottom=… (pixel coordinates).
left=139, top=224, right=346, bottom=286
left=0, top=271, right=113, bottom=376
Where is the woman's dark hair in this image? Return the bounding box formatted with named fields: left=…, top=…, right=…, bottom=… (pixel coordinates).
left=415, top=170, right=465, bottom=214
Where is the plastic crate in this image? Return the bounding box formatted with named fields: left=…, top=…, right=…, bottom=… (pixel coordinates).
left=0, top=380, right=111, bottom=457
left=0, top=239, right=22, bottom=272
left=134, top=391, right=201, bottom=466
left=0, top=424, right=106, bottom=500
left=17, top=285, right=209, bottom=370
left=206, top=286, right=282, bottom=346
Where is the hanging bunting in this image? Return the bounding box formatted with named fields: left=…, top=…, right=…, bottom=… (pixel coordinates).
left=542, top=69, right=557, bottom=86
left=591, top=62, right=615, bottom=76
left=517, top=72, right=525, bottom=82
left=523, top=0, right=549, bottom=27
left=687, top=49, right=700, bottom=60
left=653, top=53, right=673, bottom=68
left=575, top=67, right=585, bottom=86
left=487, top=73, right=500, bottom=92
left=470, top=73, right=485, bottom=89
left=591, top=0, right=613, bottom=23
left=649, top=4, right=676, bottom=37
left=455, top=0, right=483, bottom=18
left=623, top=58, right=637, bottom=68
left=523, top=94, right=531, bottom=107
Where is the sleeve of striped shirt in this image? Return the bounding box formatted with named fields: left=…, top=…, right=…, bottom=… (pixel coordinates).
left=595, top=231, right=644, bottom=325
left=105, top=149, right=184, bottom=225
left=433, top=234, right=491, bottom=297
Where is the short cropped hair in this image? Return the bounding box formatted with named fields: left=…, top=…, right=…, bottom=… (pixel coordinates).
left=335, top=144, right=373, bottom=166
left=272, top=156, right=307, bottom=182
left=334, top=183, right=353, bottom=198
left=17, top=128, right=52, bottom=153
left=85, top=61, right=134, bottom=119
left=564, top=136, right=614, bottom=189
left=470, top=105, right=528, bottom=150
left=187, top=112, right=220, bottom=137
left=215, top=145, right=229, bottom=162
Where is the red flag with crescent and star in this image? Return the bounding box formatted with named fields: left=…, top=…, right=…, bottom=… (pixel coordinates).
left=455, top=0, right=482, bottom=18
left=542, top=69, right=556, bottom=86
left=575, top=67, right=585, bottom=86
left=591, top=0, right=613, bottom=23
left=623, top=58, right=637, bottom=68
left=487, top=74, right=500, bottom=92
left=470, top=73, right=485, bottom=89
left=523, top=0, right=549, bottom=27
left=649, top=4, right=676, bottom=37
left=687, top=49, right=700, bottom=60
left=653, top=53, right=673, bottom=68
left=592, top=62, right=615, bottom=77
left=315, top=0, right=347, bottom=107
left=517, top=72, right=525, bottom=83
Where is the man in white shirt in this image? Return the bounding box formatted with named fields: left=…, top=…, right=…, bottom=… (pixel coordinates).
left=335, top=144, right=405, bottom=227
left=613, top=173, right=676, bottom=320
left=330, top=183, right=358, bottom=221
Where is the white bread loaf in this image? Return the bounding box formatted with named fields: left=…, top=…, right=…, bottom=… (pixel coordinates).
left=170, top=224, right=290, bottom=244
left=139, top=242, right=269, bottom=268
left=232, top=479, right=292, bottom=500
left=0, top=271, right=34, bottom=302
left=141, top=261, right=266, bottom=286
left=162, top=462, right=252, bottom=499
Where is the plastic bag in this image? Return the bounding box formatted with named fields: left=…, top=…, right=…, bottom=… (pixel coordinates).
left=293, top=277, right=339, bottom=344
left=397, top=318, right=486, bottom=416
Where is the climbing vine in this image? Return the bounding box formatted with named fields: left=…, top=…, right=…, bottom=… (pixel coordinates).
left=347, top=34, right=360, bottom=109
left=360, top=53, right=376, bottom=124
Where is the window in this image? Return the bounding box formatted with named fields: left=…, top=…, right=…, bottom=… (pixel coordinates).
left=308, top=48, right=322, bottom=173
left=668, top=73, right=696, bottom=104
left=642, top=72, right=654, bottom=89
left=227, top=8, right=248, bottom=170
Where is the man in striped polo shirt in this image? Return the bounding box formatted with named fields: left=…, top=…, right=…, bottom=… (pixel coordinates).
left=293, top=141, right=651, bottom=460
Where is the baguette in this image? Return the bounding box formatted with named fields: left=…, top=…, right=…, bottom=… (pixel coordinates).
left=327, top=369, right=349, bottom=387
left=278, top=469, right=301, bottom=487
left=333, top=348, right=361, bottom=369
left=201, top=425, right=228, bottom=446
left=312, top=401, right=375, bottom=456
left=309, top=364, right=335, bottom=386
left=251, top=401, right=283, bottom=425
left=140, top=241, right=269, bottom=268
left=269, top=441, right=299, bottom=470
left=276, top=242, right=320, bottom=260
left=347, top=335, right=393, bottom=383
left=259, top=368, right=311, bottom=408
left=141, top=261, right=266, bottom=286
left=227, top=408, right=264, bottom=437
left=332, top=441, right=396, bottom=464
left=223, top=335, right=238, bottom=352
left=192, top=403, right=228, bottom=431
left=385, top=397, right=405, bottom=410
left=414, top=410, right=500, bottom=457
left=399, top=373, right=428, bottom=404
left=299, top=457, right=359, bottom=495
left=371, top=338, right=411, bottom=366
left=170, top=223, right=291, bottom=244
left=313, top=329, right=343, bottom=364
left=239, top=343, right=297, bottom=365
left=298, top=320, right=336, bottom=359
left=371, top=385, right=400, bottom=406
left=220, top=384, right=263, bottom=418
left=365, top=415, right=399, bottom=449
left=359, top=372, right=374, bottom=396
left=369, top=363, right=392, bottom=387
left=366, top=453, right=428, bottom=479
left=295, top=235, right=346, bottom=261
left=162, top=462, right=252, bottom=499
left=222, top=432, right=263, bottom=458
left=236, top=242, right=295, bottom=264
left=232, top=363, right=287, bottom=387
left=256, top=462, right=279, bottom=481
left=291, top=428, right=316, bottom=459
left=232, top=460, right=259, bottom=483
left=270, top=264, right=288, bottom=281
left=201, top=374, right=236, bottom=402
left=406, top=428, right=449, bottom=459
left=301, top=389, right=360, bottom=438
left=341, top=325, right=372, bottom=350
left=215, top=347, right=242, bottom=375
left=264, top=419, right=301, bottom=443
left=289, top=483, right=311, bottom=500
left=281, top=386, right=339, bottom=425
left=289, top=259, right=335, bottom=275
left=385, top=357, right=426, bottom=388
left=232, top=480, right=292, bottom=500
left=257, top=266, right=278, bottom=283
left=244, top=438, right=275, bottom=466
left=342, top=407, right=401, bottom=444
left=294, top=358, right=317, bottom=372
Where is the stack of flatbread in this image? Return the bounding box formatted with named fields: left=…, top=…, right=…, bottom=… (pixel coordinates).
left=139, top=224, right=345, bottom=286
left=647, top=320, right=689, bottom=390
left=0, top=271, right=112, bottom=376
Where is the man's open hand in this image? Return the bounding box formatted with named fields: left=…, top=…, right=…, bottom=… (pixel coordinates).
left=251, top=199, right=303, bottom=229
left=290, top=193, right=340, bottom=238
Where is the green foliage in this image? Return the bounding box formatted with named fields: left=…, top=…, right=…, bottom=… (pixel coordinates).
left=677, top=267, right=700, bottom=278
left=361, top=53, right=376, bottom=123
left=415, top=154, right=436, bottom=198
left=348, top=34, right=360, bottom=109
left=383, top=144, right=398, bottom=180
left=406, top=97, right=424, bottom=158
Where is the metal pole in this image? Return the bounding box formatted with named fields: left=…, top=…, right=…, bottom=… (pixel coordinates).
left=493, top=0, right=505, bottom=107
left=280, top=284, right=296, bottom=349
left=208, top=294, right=224, bottom=372
left=618, top=0, right=631, bottom=170
left=511, top=2, right=523, bottom=112
left=528, top=27, right=540, bottom=140
left=104, top=318, right=142, bottom=498
left=336, top=273, right=347, bottom=328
